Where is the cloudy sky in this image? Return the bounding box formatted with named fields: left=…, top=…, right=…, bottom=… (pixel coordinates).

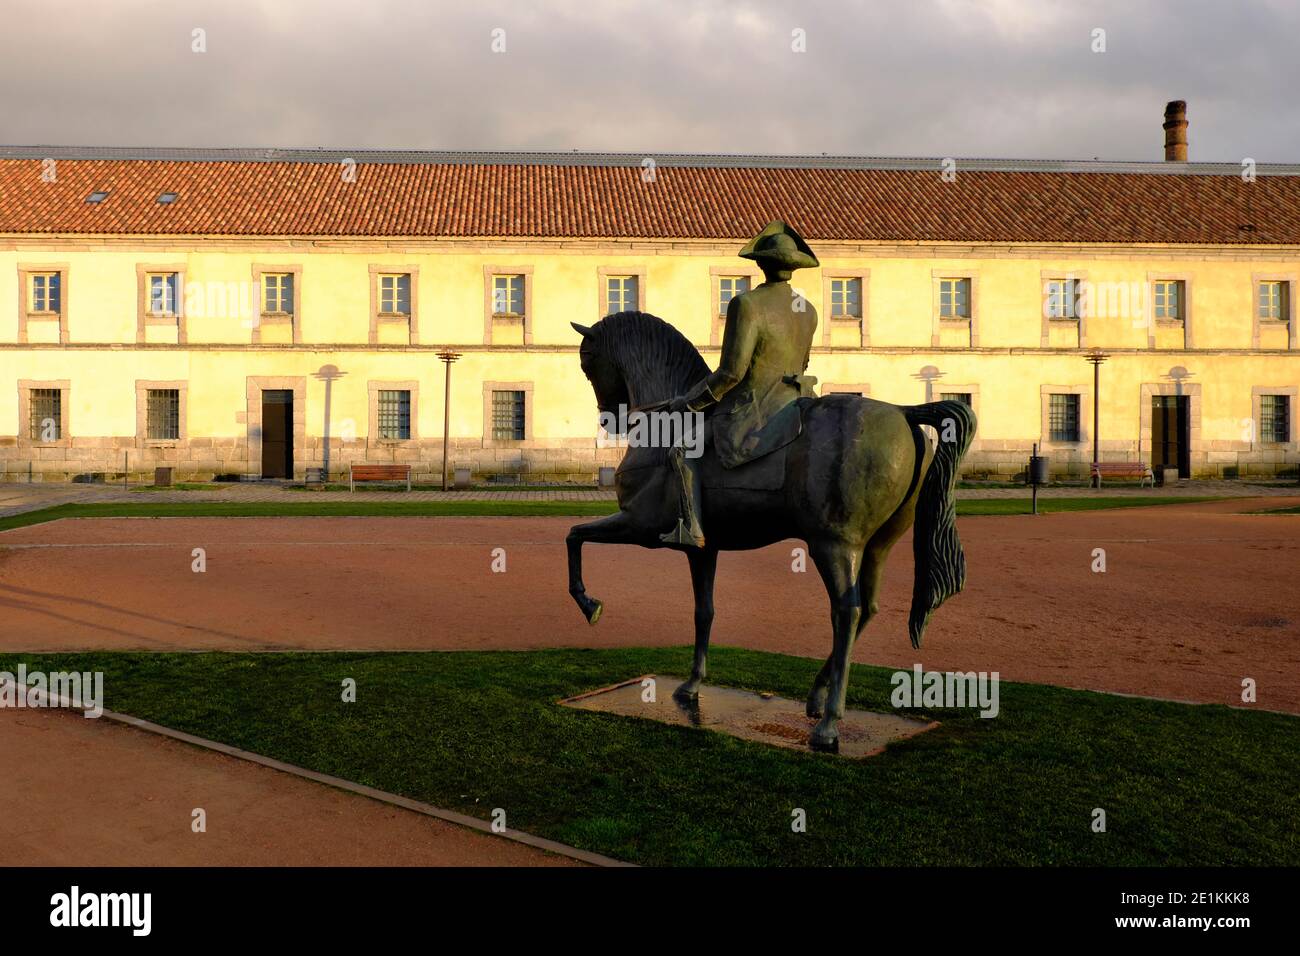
left=2, top=0, right=1296, bottom=162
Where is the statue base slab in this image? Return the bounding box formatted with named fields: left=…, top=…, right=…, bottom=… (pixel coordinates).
left=560, top=674, right=937, bottom=758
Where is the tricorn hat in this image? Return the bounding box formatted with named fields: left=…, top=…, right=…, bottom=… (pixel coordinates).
left=739, top=220, right=819, bottom=271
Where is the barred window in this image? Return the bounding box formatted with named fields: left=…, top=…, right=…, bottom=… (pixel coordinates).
left=718, top=276, right=750, bottom=315
left=938, top=278, right=971, bottom=319
left=1045, top=278, right=1079, bottom=319
left=1049, top=393, right=1081, bottom=442
left=147, top=389, right=180, bottom=440
left=492, top=275, right=525, bottom=316
left=30, top=272, right=61, bottom=313
left=1153, top=280, right=1184, bottom=320
left=830, top=278, right=862, bottom=318
left=377, top=389, right=411, bottom=440
left=263, top=273, right=294, bottom=314
left=379, top=274, right=411, bottom=315
left=941, top=392, right=972, bottom=406
left=149, top=273, right=178, bottom=315
left=605, top=276, right=638, bottom=314
left=1260, top=395, right=1290, bottom=444
left=491, top=390, right=526, bottom=441
left=1258, top=281, right=1288, bottom=321
left=30, top=388, right=61, bottom=441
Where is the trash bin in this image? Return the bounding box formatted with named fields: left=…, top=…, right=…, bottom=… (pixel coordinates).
left=597, top=466, right=616, bottom=488
left=453, top=467, right=471, bottom=489
left=154, top=467, right=173, bottom=488
left=1028, top=455, right=1049, bottom=486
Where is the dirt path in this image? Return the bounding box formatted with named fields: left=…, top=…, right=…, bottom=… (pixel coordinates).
left=0, top=705, right=576, bottom=866
left=1, top=501, right=1296, bottom=712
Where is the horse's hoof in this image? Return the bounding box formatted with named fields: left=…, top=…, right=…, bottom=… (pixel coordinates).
left=584, top=599, right=603, bottom=626
left=806, top=703, right=823, bottom=719
left=806, top=689, right=827, bottom=719
left=810, top=721, right=839, bottom=753
left=673, top=681, right=699, bottom=701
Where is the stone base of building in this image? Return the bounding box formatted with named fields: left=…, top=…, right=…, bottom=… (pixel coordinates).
left=1, top=437, right=1296, bottom=484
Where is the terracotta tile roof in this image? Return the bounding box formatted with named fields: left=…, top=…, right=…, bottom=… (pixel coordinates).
left=1, top=149, right=1298, bottom=244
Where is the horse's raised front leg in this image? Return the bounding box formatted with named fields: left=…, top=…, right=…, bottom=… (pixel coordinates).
left=806, top=653, right=834, bottom=718
left=674, top=547, right=718, bottom=701
left=566, top=510, right=641, bottom=624
left=808, top=539, right=863, bottom=752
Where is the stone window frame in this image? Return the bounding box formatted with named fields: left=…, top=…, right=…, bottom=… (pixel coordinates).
left=250, top=264, right=303, bottom=344
left=17, top=263, right=70, bottom=345
left=820, top=383, right=871, bottom=397
left=1039, top=269, right=1089, bottom=348
left=135, top=263, right=188, bottom=344
left=369, top=265, right=420, bottom=345
left=1251, top=385, right=1298, bottom=450
left=482, top=380, right=535, bottom=448
left=134, top=379, right=189, bottom=448
left=931, top=270, right=979, bottom=347
left=1138, top=381, right=1203, bottom=464
left=17, top=379, right=71, bottom=448
left=820, top=269, right=870, bottom=348
left=709, top=266, right=762, bottom=348
left=368, top=379, right=420, bottom=445
left=1039, top=384, right=1090, bottom=449
left=1251, top=272, right=1297, bottom=349
left=483, top=266, right=534, bottom=345
left=244, top=376, right=307, bottom=478
left=597, top=266, right=647, bottom=318
left=1146, top=272, right=1193, bottom=349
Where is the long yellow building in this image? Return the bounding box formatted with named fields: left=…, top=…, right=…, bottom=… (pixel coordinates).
left=3, top=120, right=1299, bottom=483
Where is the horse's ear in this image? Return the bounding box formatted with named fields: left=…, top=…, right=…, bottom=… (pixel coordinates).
left=571, top=322, right=593, bottom=338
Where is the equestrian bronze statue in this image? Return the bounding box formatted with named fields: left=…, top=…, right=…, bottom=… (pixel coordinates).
left=567, top=221, right=976, bottom=752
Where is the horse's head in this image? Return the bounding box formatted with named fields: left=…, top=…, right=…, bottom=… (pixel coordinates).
left=573, top=321, right=630, bottom=415
left=571, top=311, right=708, bottom=413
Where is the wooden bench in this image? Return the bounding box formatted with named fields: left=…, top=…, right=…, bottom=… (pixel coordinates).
left=1091, top=461, right=1155, bottom=487
left=349, top=463, right=412, bottom=492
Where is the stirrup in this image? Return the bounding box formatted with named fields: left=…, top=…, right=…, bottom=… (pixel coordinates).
left=659, top=519, right=705, bottom=548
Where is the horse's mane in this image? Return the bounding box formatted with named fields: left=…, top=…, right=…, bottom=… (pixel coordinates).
left=587, top=311, right=711, bottom=406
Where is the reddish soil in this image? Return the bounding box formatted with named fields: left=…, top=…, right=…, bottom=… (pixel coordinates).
left=1, top=499, right=1296, bottom=712
left=0, top=706, right=575, bottom=866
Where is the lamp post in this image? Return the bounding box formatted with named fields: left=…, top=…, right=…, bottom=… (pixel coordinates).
left=437, top=349, right=462, bottom=491
left=1084, top=350, right=1108, bottom=487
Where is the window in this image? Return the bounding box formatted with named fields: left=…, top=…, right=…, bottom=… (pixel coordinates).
left=829, top=277, right=862, bottom=319
left=148, top=273, right=179, bottom=315
left=85, top=191, right=109, bottom=204
left=29, top=388, right=61, bottom=441
left=377, top=389, right=412, bottom=440
left=491, top=390, right=526, bottom=441
left=378, top=274, right=411, bottom=316
left=1049, top=393, right=1081, bottom=442
left=146, top=389, right=180, bottom=440
left=492, top=275, right=525, bottom=316
left=1045, top=279, right=1080, bottom=319
left=941, top=392, right=972, bottom=406
left=938, top=278, right=971, bottom=319
left=157, top=192, right=178, bottom=204
left=1258, top=281, right=1289, bottom=321
left=263, top=273, right=294, bottom=314
left=606, top=275, right=639, bottom=314
left=1260, top=395, right=1290, bottom=444
left=30, top=272, right=61, bottom=313
left=718, top=276, right=750, bottom=315
left=1153, top=280, right=1184, bottom=321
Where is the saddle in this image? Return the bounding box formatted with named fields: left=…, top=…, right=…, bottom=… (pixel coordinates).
left=700, top=396, right=814, bottom=491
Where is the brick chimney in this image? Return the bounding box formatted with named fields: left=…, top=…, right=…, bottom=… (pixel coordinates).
left=1163, top=100, right=1188, bottom=162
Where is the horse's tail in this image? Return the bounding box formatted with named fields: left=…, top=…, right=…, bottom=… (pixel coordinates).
left=901, top=400, right=977, bottom=648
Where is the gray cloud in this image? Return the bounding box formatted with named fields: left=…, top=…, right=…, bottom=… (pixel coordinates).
left=1, top=0, right=1296, bottom=161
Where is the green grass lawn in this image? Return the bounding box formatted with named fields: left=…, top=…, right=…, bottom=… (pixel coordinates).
left=0, top=495, right=1233, bottom=533
left=8, top=647, right=1296, bottom=866
left=1253, top=505, right=1300, bottom=514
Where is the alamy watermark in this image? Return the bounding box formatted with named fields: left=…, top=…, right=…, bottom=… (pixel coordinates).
left=0, top=665, right=104, bottom=718
left=891, top=664, right=999, bottom=718
left=597, top=404, right=704, bottom=458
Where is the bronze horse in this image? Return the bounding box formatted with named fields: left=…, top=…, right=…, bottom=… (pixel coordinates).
left=567, top=311, right=975, bottom=751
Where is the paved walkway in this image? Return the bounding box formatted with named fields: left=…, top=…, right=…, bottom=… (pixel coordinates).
left=0, top=706, right=576, bottom=866
left=2, top=476, right=1297, bottom=518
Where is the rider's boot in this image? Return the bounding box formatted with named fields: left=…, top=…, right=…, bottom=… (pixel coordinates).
left=659, top=446, right=705, bottom=548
